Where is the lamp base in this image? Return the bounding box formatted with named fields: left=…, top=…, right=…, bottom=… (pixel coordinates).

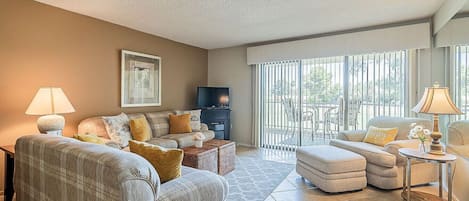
left=428, top=143, right=445, bottom=155
left=428, top=130, right=446, bottom=155
left=37, top=114, right=65, bottom=135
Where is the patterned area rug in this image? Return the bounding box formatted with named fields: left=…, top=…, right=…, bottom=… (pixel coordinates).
left=224, top=155, right=295, bottom=201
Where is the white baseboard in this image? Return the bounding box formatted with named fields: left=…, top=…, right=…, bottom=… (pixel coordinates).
left=235, top=142, right=255, bottom=148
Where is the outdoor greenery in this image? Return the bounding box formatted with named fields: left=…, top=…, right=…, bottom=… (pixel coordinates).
left=269, top=53, right=406, bottom=105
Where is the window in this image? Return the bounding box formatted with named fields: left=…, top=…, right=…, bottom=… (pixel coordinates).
left=453, top=45, right=469, bottom=120
left=258, top=51, right=409, bottom=149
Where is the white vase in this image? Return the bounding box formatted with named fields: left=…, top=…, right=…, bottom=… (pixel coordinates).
left=194, top=140, right=203, bottom=148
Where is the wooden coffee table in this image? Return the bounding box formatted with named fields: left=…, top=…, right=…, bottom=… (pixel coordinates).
left=205, top=139, right=236, bottom=175
left=182, top=144, right=218, bottom=173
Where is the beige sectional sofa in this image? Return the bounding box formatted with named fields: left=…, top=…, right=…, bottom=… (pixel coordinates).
left=330, top=116, right=438, bottom=189
left=77, top=110, right=215, bottom=149
left=14, top=135, right=228, bottom=201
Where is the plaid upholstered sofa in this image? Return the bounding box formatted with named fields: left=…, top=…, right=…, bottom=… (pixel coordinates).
left=14, top=135, right=228, bottom=201
left=77, top=110, right=215, bottom=149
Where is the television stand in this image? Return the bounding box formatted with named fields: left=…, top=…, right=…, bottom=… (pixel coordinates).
left=200, top=108, right=231, bottom=140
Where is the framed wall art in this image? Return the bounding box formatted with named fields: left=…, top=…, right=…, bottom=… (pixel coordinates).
left=121, top=50, right=161, bottom=107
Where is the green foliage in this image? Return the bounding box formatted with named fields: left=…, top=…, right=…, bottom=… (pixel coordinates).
left=302, top=67, right=341, bottom=103
left=271, top=80, right=295, bottom=96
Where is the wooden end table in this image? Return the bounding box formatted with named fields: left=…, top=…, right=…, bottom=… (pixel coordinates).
left=399, top=148, right=457, bottom=201
left=1, top=145, right=15, bottom=201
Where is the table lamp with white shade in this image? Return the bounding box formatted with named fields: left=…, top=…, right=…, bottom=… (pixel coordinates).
left=26, top=87, right=75, bottom=135
left=412, top=83, right=462, bottom=155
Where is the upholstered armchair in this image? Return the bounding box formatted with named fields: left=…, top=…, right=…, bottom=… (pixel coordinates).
left=447, top=120, right=469, bottom=158
left=330, top=116, right=438, bottom=189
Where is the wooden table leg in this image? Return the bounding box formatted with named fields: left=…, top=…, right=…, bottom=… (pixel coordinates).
left=4, top=152, right=14, bottom=201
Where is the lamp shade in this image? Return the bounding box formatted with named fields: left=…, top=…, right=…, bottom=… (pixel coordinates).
left=26, top=88, right=75, bottom=115
left=412, top=86, right=462, bottom=115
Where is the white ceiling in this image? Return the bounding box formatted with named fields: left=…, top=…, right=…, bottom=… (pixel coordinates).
left=36, top=0, right=446, bottom=50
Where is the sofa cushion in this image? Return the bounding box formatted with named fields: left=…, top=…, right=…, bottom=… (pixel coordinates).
left=159, top=131, right=215, bottom=148
left=145, top=111, right=174, bottom=137
left=366, top=163, right=398, bottom=177
left=102, top=113, right=132, bottom=147
left=77, top=117, right=111, bottom=139
left=169, top=114, right=193, bottom=134
left=176, top=109, right=202, bottom=131
left=158, top=166, right=228, bottom=201
left=127, top=113, right=153, bottom=140
left=367, top=117, right=432, bottom=140
left=330, top=139, right=396, bottom=168
left=129, top=140, right=183, bottom=183
left=363, top=126, right=398, bottom=146
left=129, top=117, right=152, bottom=142
left=76, top=134, right=106, bottom=145
left=146, top=138, right=178, bottom=149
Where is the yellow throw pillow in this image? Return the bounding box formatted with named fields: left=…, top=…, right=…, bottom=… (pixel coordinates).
left=76, top=134, right=105, bottom=144
left=129, top=140, right=183, bottom=183
left=363, top=126, right=399, bottom=146
left=129, top=117, right=152, bottom=141
left=169, top=114, right=192, bottom=134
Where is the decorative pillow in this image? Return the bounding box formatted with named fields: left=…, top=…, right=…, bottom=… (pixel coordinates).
left=102, top=113, right=132, bottom=147
left=363, top=126, right=399, bottom=146
left=175, top=109, right=201, bottom=131
left=75, top=134, right=105, bottom=144
left=129, top=117, right=152, bottom=142
left=169, top=114, right=192, bottom=134
left=129, top=140, right=183, bottom=183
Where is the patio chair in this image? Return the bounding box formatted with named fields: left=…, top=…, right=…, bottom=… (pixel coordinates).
left=324, top=98, right=362, bottom=138
left=281, top=98, right=319, bottom=144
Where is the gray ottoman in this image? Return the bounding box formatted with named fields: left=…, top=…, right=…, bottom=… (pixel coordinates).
left=296, top=145, right=367, bottom=193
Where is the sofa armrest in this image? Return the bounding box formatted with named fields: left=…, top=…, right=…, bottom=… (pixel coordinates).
left=384, top=139, right=420, bottom=166
left=447, top=144, right=469, bottom=158
left=337, top=130, right=367, bottom=142
left=200, top=123, right=209, bottom=131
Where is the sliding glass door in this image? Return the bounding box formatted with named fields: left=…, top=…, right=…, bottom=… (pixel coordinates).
left=258, top=50, right=409, bottom=149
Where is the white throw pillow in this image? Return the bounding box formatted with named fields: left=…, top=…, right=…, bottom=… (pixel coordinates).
left=176, top=109, right=201, bottom=131
left=102, top=113, right=132, bottom=147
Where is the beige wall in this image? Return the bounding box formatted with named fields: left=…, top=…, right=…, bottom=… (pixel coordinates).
left=208, top=46, right=252, bottom=146
left=0, top=0, right=208, bottom=190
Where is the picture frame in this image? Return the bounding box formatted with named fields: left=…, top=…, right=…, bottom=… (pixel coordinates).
left=121, top=50, right=161, bottom=107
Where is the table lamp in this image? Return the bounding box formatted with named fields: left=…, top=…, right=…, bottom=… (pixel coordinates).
left=26, top=87, right=75, bottom=135
left=219, top=95, right=229, bottom=108
left=412, top=83, right=462, bottom=155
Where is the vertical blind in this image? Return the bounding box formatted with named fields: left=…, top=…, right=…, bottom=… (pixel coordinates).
left=453, top=45, right=469, bottom=120
left=258, top=50, right=409, bottom=149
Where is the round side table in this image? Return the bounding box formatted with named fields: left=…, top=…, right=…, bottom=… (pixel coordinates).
left=399, top=148, right=457, bottom=201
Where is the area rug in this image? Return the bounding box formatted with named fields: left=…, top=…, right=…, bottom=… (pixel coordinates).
left=224, top=155, right=295, bottom=201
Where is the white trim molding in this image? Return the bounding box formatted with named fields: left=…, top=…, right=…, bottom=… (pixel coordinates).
left=247, top=23, right=430, bottom=64
left=436, top=17, right=469, bottom=47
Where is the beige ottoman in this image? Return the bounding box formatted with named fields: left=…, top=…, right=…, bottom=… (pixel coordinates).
left=296, top=145, right=367, bottom=193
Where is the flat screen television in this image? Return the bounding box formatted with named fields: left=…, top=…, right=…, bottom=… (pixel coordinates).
left=197, top=87, right=230, bottom=109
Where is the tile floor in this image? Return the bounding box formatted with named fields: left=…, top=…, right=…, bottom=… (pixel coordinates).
left=266, top=170, right=443, bottom=201
left=235, top=146, right=444, bottom=201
